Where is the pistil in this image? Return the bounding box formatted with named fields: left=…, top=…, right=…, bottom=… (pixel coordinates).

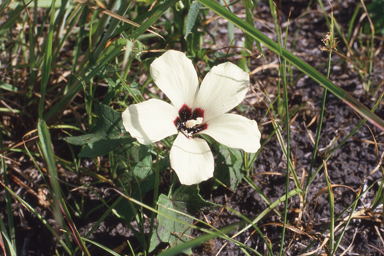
left=174, top=105, right=207, bottom=138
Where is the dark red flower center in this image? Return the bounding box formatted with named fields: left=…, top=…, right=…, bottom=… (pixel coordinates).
left=174, top=104, right=207, bottom=138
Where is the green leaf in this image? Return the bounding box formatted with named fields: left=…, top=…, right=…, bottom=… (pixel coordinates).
left=172, top=185, right=216, bottom=213
left=242, top=0, right=254, bottom=9
left=149, top=186, right=216, bottom=253
left=185, top=1, right=202, bottom=39
left=0, top=82, right=18, bottom=92
left=114, top=144, right=155, bottom=222
left=242, top=0, right=254, bottom=56
left=156, top=221, right=247, bottom=256
left=29, top=0, right=62, bottom=8
left=115, top=144, right=153, bottom=182
left=64, top=104, right=134, bottom=157
left=365, top=0, right=384, bottom=35
left=95, top=38, right=130, bottom=64
left=214, top=144, right=245, bottom=191
left=77, top=137, right=133, bottom=158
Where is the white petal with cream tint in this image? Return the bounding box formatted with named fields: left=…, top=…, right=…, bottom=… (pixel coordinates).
left=194, top=62, right=250, bottom=121
left=170, top=134, right=214, bottom=185
left=150, top=50, right=199, bottom=110
left=122, top=99, right=178, bottom=145
left=201, top=113, right=261, bottom=153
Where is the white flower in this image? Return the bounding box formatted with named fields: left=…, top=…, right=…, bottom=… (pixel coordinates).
left=122, top=50, right=261, bottom=185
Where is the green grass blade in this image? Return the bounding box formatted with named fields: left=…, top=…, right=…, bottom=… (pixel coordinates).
left=81, top=237, right=122, bottom=256
left=128, top=0, right=179, bottom=40
left=371, top=166, right=384, bottom=210
left=67, top=4, right=85, bottom=87
left=0, top=0, right=12, bottom=15
left=324, top=164, right=335, bottom=254
left=361, top=0, right=375, bottom=92
left=0, top=3, right=29, bottom=32
left=51, top=4, right=81, bottom=67
left=244, top=176, right=282, bottom=217
left=226, top=207, right=272, bottom=255
left=150, top=148, right=161, bottom=240
left=1, top=157, right=16, bottom=251
left=305, top=8, right=335, bottom=196
left=38, top=0, right=56, bottom=118
left=196, top=0, right=384, bottom=131
left=43, top=37, right=127, bottom=120
left=347, top=4, right=361, bottom=42
left=0, top=181, right=71, bottom=254
left=60, top=200, right=90, bottom=255
left=37, top=120, right=65, bottom=232
left=0, top=228, right=17, bottom=256
left=91, top=0, right=133, bottom=61
left=85, top=197, right=123, bottom=238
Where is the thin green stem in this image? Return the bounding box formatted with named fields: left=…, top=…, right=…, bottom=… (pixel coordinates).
left=360, top=0, right=374, bottom=92
left=1, top=157, right=15, bottom=249
left=116, top=71, right=141, bottom=104
left=38, top=0, right=56, bottom=118
left=324, top=163, right=335, bottom=254
left=305, top=9, right=335, bottom=198
left=149, top=147, right=161, bottom=248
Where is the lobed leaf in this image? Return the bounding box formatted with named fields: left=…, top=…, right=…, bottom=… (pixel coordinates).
left=150, top=186, right=216, bottom=253
left=214, top=144, right=245, bottom=191
left=64, top=104, right=134, bottom=157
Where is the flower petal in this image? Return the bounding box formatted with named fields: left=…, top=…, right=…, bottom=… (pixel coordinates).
left=194, top=62, right=249, bottom=121
left=150, top=50, right=199, bottom=110
left=200, top=113, right=261, bottom=153
left=122, top=99, right=178, bottom=145
left=170, top=134, right=214, bottom=185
